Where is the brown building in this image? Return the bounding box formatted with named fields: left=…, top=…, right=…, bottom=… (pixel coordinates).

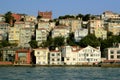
left=38, top=11, right=52, bottom=21
left=15, top=48, right=31, bottom=64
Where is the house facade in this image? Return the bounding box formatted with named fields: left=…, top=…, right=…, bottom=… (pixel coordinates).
left=9, top=27, right=20, bottom=44
left=34, top=48, right=49, bottom=65
left=15, top=48, right=31, bottom=64
left=74, top=28, right=88, bottom=42
left=59, top=19, right=82, bottom=32
left=77, top=46, right=101, bottom=65
left=94, top=28, right=107, bottom=39
left=49, top=49, right=62, bottom=65
left=104, top=44, right=120, bottom=62
left=62, top=46, right=78, bottom=65
left=36, top=28, right=48, bottom=46
left=18, top=28, right=32, bottom=47
left=52, top=26, right=70, bottom=38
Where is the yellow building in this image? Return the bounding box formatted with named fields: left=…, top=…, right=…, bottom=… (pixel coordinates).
left=34, top=48, right=49, bottom=65
left=88, top=19, right=104, bottom=34
left=9, top=27, right=20, bottom=44
left=59, top=19, right=82, bottom=32
left=94, top=28, right=107, bottom=39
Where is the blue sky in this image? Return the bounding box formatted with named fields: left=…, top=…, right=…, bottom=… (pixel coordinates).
left=0, top=0, right=120, bottom=18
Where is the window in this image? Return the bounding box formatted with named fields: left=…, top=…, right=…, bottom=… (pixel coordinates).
left=117, top=50, right=120, bottom=54
left=57, top=53, right=60, bottom=56
left=67, top=58, right=69, bottom=61
left=111, top=55, right=114, bottom=59
left=110, top=50, right=114, bottom=54
left=57, top=59, right=60, bottom=61
left=117, top=55, right=120, bottom=59
left=37, top=52, right=40, bottom=54
left=73, top=58, right=75, bottom=61
left=52, top=54, right=55, bottom=56
left=52, top=59, right=54, bottom=61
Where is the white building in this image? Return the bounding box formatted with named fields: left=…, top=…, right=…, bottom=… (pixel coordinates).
left=34, top=48, right=49, bottom=65
left=104, top=44, right=120, bottom=62
left=74, top=28, right=88, bottom=42
left=36, top=28, right=48, bottom=46
left=77, top=46, right=101, bottom=65
left=62, top=46, right=78, bottom=65
left=49, top=49, right=62, bottom=65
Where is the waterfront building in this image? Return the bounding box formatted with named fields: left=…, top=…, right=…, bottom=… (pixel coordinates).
left=104, top=44, right=120, bottom=62
left=0, top=47, right=18, bottom=62
left=62, top=46, right=78, bottom=65
left=15, top=48, right=31, bottom=64
left=49, top=48, right=62, bottom=65
left=77, top=46, right=101, bottom=65
left=34, top=48, right=49, bottom=65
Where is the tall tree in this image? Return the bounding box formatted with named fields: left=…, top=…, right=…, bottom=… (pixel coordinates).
left=4, top=11, right=14, bottom=25
left=79, top=34, right=100, bottom=47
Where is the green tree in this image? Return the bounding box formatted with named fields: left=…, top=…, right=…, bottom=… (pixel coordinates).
left=4, top=11, right=14, bottom=24
left=67, top=33, right=76, bottom=46
left=53, top=36, right=65, bottom=47
left=79, top=34, right=100, bottom=47
left=29, top=40, right=38, bottom=48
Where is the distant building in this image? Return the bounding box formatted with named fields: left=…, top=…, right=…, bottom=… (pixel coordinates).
left=34, top=48, right=49, bottom=65
left=88, top=19, right=104, bottom=34
left=74, top=28, right=88, bottom=42
left=94, top=28, right=107, bottom=39
left=0, top=14, right=5, bottom=22
left=9, top=27, right=20, bottom=44
left=38, top=11, right=52, bottom=21
left=59, top=19, right=82, bottom=32
left=12, top=13, right=22, bottom=21
left=36, top=28, right=48, bottom=46
left=18, top=28, right=32, bottom=48
left=52, top=25, right=70, bottom=38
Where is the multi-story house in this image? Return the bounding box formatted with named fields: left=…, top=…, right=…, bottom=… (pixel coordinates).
left=59, top=19, right=82, bottom=32
left=24, top=15, right=37, bottom=22
left=62, top=46, right=78, bottom=65
left=12, top=13, right=22, bottom=21
left=36, top=28, right=48, bottom=46
left=15, top=48, right=31, bottom=64
left=18, top=28, right=32, bottom=48
left=0, top=14, right=5, bottom=22
left=9, top=27, right=20, bottom=44
left=101, top=11, right=119, bottom=20
left=77, top=46, right=101, bottom=65
left=104, top=44, right=120, bottom=62
left=0, top=47, right=18, bottom=62
left=14, top=21, right=25, bottom=28
left=74, top=28, right=88, bottom=42
left=0, top=22, right=10, bottom=33
left=105, top=18, right=120, bottom=35
left=34, top=48, right=49, bottom=65
left=49, top=48, right=62, bottom=65
left=88, top=19, right=104, bottom=34
left=52, top=26, right=70, bottom=38
left=94, top=28, right=107, bottom=39
left=38, top=11, right=52, bottom=22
